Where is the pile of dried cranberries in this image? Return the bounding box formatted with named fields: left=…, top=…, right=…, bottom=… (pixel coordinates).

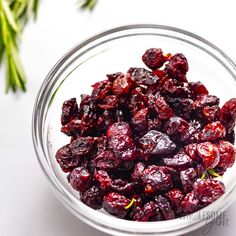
left=56, top=48, right=236, bottom=221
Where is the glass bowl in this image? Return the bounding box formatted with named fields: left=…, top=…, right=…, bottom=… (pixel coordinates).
left=32, top=24, right=236, bottom=236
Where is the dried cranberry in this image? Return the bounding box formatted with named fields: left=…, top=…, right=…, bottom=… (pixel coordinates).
left=193, top=95, right=219, bottom=111
left=103, top=192, right=130, bottom=218
left=70, top=167, right=92, bottom=192
left=181, top=191, right=201, bottom=214
left=220, top=98, right=236, bottom=133
left=93, top=151, right=121, bottom=170
left=199, top=121, right=226, bottom=142
left=139, top=130, right=176, bottom=155
left=155, top=195, right=175, bottom=220
left=111, top=179, right=137, bottom=194
left=131, top=162, right=146, bottom=182
left=131, top=108, right=149, bottom=134
left=193, top=179, right=225, bottom=204
left=154, top=96, right=174, bottom=120
left=94, top=170, right=112, bottom=191
left=166, top=188, right=184, bottom=214
left=98, top=95, right=118, bottom=110
left=188, top=81, right=209, bottom=99
left=163, top=152, right=192, bottom=168
left=141, top=166, right=172, bottom=193
left=180, top=168, right=198, bottom=193
left=129, top=67, right=159, bottom=85
left=107, top=122, right=132, bottom=137
left=61, top=98, right=78, bottom=125
left=55, top=145, right=78, bottom=172
left=142, top=48, right=166, bottom=70
left=165, top=53, right=188, bottom=82
left=196, top=142, right=219, bottom=169
left=133, top=201, right=162, bottom=221
left=106, top=72, right=124, bottom=82
left=217, top=140, right=236, bottom=169
left=80, top=186, right=103, bottom=209
left=112, top=74, right=132, bottom=95
left=91, top=80, right=112, bottom=100
left=148, top=118, right=162, bottom=131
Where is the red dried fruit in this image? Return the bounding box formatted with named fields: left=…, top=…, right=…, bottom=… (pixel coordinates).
left=139, top=130, right=176, bottom=155
left=98, top=95, right=118, bottom=110
left=141, top=165, right=172, bottom=193
left=166, top=188, right=184, bottom=214
left=80, top=186, right=103, bottom=209
left=142, top=48, right=166, bottom=70
left=107, top=122, right=132, bottom=137
left=148, top=118, right=162, bottom=131
left=94, top=170, right=112, bottom=191
left=199, top=121, right=226, bottom=142
left=163, top=152, right=192, bottom=168
left=193, top=179, right=225, bottom=204
left=220, top=98, right=236, bottom=133
left=193, top=95, right=219, bottom=110
left=154, top=96, right=174, bottom=120
left=103, top=192, right=130, bottom=218
left=70, top=167, right=92, bottom=192
left=155, top=195, right=175, bottom=220
left=181, top=191, right=201, bottom=214
left=133, top=201, right=162, bottom=221
left=131, top=108, right=149, bottom=134
left=55, top=145, right=78, bottom=172
left=189, top=81, right=209, bottom=99
left=165, top=53, right=189, bottom=82
left=61, top=98, right=78, bottom=125
left=91, top=80, right=112, bottom=100
left=112, top=74, right=132, bottom=95
left=129, top=67, right=159, bottom=85
left=93, top=151, right=121, bottom=170
left=180, top=168, right=198, bottom=193
left=131, top=162, right=146, bottom=182
left=111, top=179, right=137, bottom=194
left=196, top=142, right=220, bottom=169
left=184, top=143, right=199, bottom=160
left=217, top=140, right=236, bottom=169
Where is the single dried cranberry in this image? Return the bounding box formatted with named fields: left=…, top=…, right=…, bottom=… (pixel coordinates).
left=103, top=192, right=130, bottom=218
left=133, top=201, right=162, bottom=221
left=164, top=116, right=191, bottom=143
left=163, top=152, right=192, bottom=168
left=184, top=143, right=199, bottom=160
left=220, top=98, right=236, bottom=133
left=154, top=96, right=174, bottom=120
left=166, top=188, right=184, bottom=214
left=112, top=74, right=132, bottom=95
left=69, top=137, right=94, bottom=158
left=131, top=162, right=146, bottom=182
left=131, top=108, right=149, bottom=134
left=181, top=191, right=201, bottom=214
left=217, top=140, right=236, bottom=169
left=93, top=151, right=121, bottom=170
left=111, top=179, right=137, bottom=194
left=80, top=186, right=103, bottom=209
left=165, top=53, right=188, bottom=82
left=167, top=98, right=193, bottom=120
left=139, top=130, right=176, bottom=155
left=98, top=95, right=118, bottom=110
left=61, top=119, right=83, bottom=136
left=91, top=80, right=112, bottom=100
left=55, top=145, right=78, bottom=172
left=70, top=167, right=92, bottom=192
left=94, top=170, right=112, bottom=191
left=199, top=121, right=226, bottom=142
left=193, top=95, right=219, bottom=111
left=107, top=122, right=132, bottom=137
left=106, top=72, right=124, bottom=82
left=142, top=48, right=166, bottom=70
left=155, top=195, right=175, bottom=220
left=61, top=98, right=78, bottom=125
left=141, top=165, right=172, bottom=193
left=180, top=168, right=198, bottom=193
left=188, top=81, right=209, bottom=99
left=196, top=142, right=219, bottom=169
left=199, top=105, right=220, bottom=124
left=129, top=67, right=159, bottom=85
left=193, top=179, right=225, bottom=204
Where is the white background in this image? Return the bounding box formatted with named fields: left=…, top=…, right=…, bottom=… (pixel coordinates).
left=0, top=0, right=236, bottom=235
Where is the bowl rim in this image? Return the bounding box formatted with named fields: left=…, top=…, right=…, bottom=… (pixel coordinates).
left=32, top=24, right=236, bottom=235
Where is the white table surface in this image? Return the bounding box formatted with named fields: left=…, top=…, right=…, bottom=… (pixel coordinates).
left=1, top=0, right=236, bottom=235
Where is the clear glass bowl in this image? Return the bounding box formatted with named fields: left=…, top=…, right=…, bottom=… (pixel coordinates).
left=32, top=24, right=236, bottom=236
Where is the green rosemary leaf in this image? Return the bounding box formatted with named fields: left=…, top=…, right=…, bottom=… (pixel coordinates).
left=1, top=0, right=19, bottom=32
left=201, top=172, right=206, bottom=179
left=33, top=0, right=39, bottom=19
left=207, top=168, right=221, bottom=178
left=80, top=0, right=97, bottom=10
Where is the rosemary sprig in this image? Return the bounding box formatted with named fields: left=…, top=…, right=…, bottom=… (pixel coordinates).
left=0, top=0, right=39, bottom=93
left=79, top=0, right=97, bottom=10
